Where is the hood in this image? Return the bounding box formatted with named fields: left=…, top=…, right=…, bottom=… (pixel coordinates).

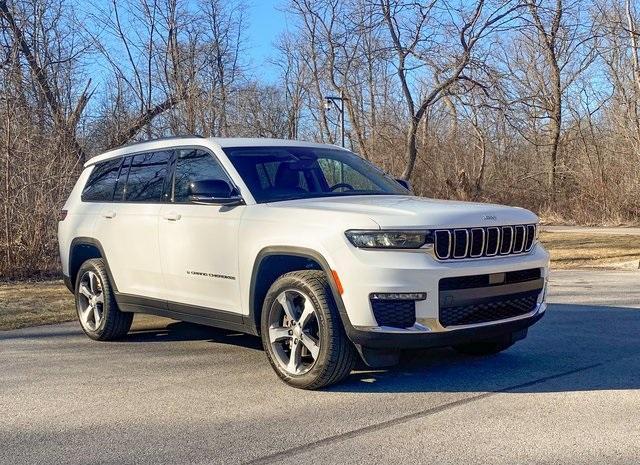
left=267, top=195, right=538, bottom=229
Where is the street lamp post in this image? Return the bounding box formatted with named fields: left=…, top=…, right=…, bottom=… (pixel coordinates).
left=324, top=91, right=348, bottom=147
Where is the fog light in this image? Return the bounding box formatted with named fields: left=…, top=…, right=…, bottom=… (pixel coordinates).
left=370, top=292, right=427, bottom=301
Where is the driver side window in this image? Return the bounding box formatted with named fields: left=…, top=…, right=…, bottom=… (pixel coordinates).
left=173, top=149, right=230, bottom=203
left=317, top=157, right=378, bottom=191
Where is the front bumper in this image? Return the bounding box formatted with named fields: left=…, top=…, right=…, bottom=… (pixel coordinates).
left=344, top=303, right=546, bottom=349
left=331, top=241, right=550, bottom=349
left=334, top=241, right=550, bottom=326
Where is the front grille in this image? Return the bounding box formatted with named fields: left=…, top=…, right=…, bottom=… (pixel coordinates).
left=439, top=268, right=541, bottom=291
left=370, top=299, right=416, bottom=328
left=434, top=224, right=537, bottom=260
left=439, top=290, right=539, bottom=327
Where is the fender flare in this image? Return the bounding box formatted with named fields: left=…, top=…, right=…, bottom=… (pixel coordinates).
left=248, top=246, right=353, bottom=335
left=67, top=237, right=118, bottom=292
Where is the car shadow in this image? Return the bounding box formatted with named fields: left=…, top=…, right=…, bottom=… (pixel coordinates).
left=124, top=303, right=640, bottom=394
left=124, top=319, right=263, bottom=350
left=329, top=304, right=640, bottom=394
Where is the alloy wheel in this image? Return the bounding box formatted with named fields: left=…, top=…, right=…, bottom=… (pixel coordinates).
left=77, top=271, right=105, bottom=331
left=268, top=289, right=320, bottom=375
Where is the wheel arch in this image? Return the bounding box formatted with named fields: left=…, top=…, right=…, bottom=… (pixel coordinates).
left=248, top=246, right=350, bottom=336
left=67, top=237, right=117, bottom=292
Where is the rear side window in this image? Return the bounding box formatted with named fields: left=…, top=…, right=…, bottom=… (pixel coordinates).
left=113, top=156, right=131, bottom=201
left=173, top=149, right=229, bottom=203
left=82, top=159, right=122, bottom=202
left=125, top=151, right=172, bottom=202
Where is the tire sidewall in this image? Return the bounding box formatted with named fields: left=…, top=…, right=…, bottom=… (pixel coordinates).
left=75, top=259, right=111, bottom=339
left=261, top=274, right=336, bottom=389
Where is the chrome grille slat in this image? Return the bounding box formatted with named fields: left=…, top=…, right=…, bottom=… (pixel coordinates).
left=433, top=224, right=537, bottom=261
left=469, top=228, right=485, bottom=257
left=452, top=229, right=470, bottom=259
left=486, top=227, right=500, bottom=256
left=434, top=230, right=452, bottom=259
left=500, top=226, right=514, bottom=255
left=513, top=225, right=526, bottom=253
left=524, top=224, right=536, bottom=251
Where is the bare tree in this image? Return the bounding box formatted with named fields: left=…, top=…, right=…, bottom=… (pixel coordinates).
left=381, top=0, right=525, bottom=180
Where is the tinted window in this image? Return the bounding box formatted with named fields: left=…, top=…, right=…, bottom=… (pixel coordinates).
left=125, top=151, right=172, bottom=202
left=82, top=159, right=122, bottom=202
left=225, top=147, right=407, bottom=203
left=317, top=157, right=378, bottom=191
left=256, top=161, right=309, bottom=191
left=173, top=149, right=229, bottom=202
left=113, top=156, right=131, bottom=201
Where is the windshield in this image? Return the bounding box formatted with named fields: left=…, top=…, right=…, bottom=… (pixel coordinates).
left=224, top=146, right=409, bottom=203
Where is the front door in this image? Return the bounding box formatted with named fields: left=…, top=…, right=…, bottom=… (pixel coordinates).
left=158, top=148, right=244, bottom=314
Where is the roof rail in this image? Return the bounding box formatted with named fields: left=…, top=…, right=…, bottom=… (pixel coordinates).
left=123, top=134, right=205, bottom=147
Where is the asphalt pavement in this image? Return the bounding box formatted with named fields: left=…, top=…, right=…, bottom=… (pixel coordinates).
left=2, top=269, right=640, bottom=465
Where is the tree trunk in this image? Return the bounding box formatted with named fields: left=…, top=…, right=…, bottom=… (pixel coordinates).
left=549, top=61, right=562, bottom=202
left=402, top=116, right=419, bottom=180
left=3, top=97, right=11, bottom=270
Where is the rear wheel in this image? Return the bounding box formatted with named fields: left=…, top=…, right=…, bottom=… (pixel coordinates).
left=75, top=258, right=132, bottom=340
left=261, top=270, right=356, bottom=389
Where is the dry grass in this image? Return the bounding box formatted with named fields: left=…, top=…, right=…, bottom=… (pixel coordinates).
left=0, top=280, right=75, bottom=331
left=540, top=231, right=640, bottom=269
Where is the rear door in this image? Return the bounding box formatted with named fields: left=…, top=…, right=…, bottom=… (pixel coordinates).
left=92, top=150, right=172, bottom=300
left=158, top=148, right=244, bottom=314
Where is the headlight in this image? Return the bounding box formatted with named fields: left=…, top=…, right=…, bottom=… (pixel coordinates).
left=345, top=230, right=433, bottom=249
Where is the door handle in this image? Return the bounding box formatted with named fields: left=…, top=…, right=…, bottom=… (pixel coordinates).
left=102, top=210, right=116, bottom=219
left=163, top=211, right=181, bottom=221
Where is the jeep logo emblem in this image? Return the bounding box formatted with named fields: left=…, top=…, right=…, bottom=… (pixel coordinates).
left=482, top=215, right=497, bottom=221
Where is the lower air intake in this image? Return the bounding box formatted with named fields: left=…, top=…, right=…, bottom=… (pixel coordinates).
left=439, top=290, right=539, bottom=327
left=370, top=299, right=416, bottom=328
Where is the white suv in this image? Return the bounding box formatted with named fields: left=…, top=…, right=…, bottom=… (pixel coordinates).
left=58, top=137, right=549, bottom=389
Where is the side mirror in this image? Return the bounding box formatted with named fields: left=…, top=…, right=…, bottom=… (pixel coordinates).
left=395, top=178, right=413, bottom=193
left=188, top=179, right=244, bottom=206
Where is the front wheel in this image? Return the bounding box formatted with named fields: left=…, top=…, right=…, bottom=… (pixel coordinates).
left=261, top=270, right=356, bottom=389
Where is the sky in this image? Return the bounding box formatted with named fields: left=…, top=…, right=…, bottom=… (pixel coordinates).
left=77, top=0, right=290, bottom=117
left=244, top=0, right=288, bottom=82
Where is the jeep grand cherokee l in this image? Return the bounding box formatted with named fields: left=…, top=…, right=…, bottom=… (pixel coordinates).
left=58, top=137, right=549, bottom=389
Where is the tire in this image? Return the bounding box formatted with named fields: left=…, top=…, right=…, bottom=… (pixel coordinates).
left=75, top=258, right=133, bottom=341
left=260, top=270, right=357, bottom=389
left=452, top=337, right=515, bottom=356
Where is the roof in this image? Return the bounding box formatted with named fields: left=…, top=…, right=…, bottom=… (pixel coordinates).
left=84, top=137, right=346, bottom=167
left=210, top=137, right=345, bottom=149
